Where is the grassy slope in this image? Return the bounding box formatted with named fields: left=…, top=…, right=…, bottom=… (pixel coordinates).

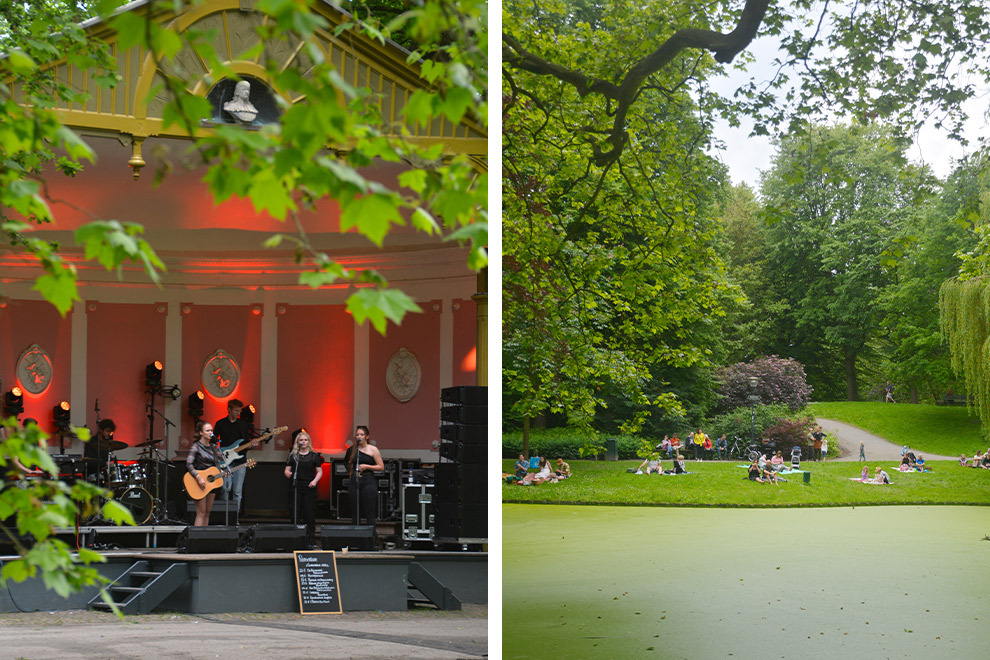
left=808, top=401, right=985, bottom=457
left=502, top=459, right=990, bottom=506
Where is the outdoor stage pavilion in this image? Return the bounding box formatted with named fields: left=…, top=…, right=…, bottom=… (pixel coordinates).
left=0, top=0, right=487, bottom=613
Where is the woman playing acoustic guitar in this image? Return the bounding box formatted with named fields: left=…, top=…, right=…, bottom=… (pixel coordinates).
left=186, top=420, right=222, bottom=526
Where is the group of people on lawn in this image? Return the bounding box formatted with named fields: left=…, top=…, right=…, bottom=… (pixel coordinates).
left=747, top=450, right=790, bottom=484
left=655, top=430, right=727, bottom=461
left=960, top=447, right=990, bottom=468
left=507, top=455, right=571, bottom=485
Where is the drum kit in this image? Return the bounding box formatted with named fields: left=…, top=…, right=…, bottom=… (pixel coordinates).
left=85, top=435, right=171, bottom=526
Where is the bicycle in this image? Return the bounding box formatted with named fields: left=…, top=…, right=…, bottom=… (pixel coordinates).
left=727, top=436, right=748, bottom=461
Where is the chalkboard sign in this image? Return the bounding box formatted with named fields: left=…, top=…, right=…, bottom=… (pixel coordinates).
left=293, top=550, right=343, bottom=614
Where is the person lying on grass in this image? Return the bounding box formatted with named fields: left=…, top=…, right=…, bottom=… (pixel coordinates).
left=636, top=455, right=662, bottom=475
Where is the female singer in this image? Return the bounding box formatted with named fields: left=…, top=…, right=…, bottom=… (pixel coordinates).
left=284, top=430, right=323, bottom=546
left=186, top=420, right=220, bottom=526
left=343, top=425, right=383, bottom=530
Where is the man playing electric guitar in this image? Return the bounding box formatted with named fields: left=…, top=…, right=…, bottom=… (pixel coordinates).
left=213, top=398, right=257, bottom=521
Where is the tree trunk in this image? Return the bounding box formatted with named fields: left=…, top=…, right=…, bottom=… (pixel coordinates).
left=844, top=349, right=859, bottom=401
left=910, top=387, right=919, bottom=404
left=522, top=415, right=531, bottom=459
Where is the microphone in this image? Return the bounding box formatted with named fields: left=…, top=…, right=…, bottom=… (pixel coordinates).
left=94, top=398, right=100, bottom=412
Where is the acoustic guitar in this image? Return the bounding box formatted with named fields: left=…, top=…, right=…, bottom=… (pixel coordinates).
left=184, top=460, right=256, bottom=500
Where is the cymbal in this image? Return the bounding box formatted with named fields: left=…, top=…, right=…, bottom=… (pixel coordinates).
left=94, top=439, right=127, bottom=452
left=135, top=438, right=164, bottom=448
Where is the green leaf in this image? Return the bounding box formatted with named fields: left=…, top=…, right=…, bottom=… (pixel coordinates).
left=442, top=87, right=475, bottom=125
left=248, top=169, right=295, bottom=221
left=346, top=288, right=421, bottom=335
left=404, top=90, right=436, bottom=127
left=6, top=50, right=37, bottom=74
left=340, top=194, right=404, bottom=247
left=33, top=269, right=78, bottom=316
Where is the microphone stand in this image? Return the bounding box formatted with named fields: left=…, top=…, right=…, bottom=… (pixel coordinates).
left=94, top=398, right=103, bottom=489
left=292, top=452, right=299, bottom=527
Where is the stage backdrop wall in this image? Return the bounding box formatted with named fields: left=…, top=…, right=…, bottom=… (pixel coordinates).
left=276, top=303, right=354, bottom=501
left=179, top=303, right=263, bottom=449
left=0, top=300, right=72, bottom=442
left=85, top=302, right=167, bottom=453
left=369, top=301, right=442, bottom=451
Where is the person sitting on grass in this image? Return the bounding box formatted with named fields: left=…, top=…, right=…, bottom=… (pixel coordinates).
left=982, top=451, right=990, bottom=469
left=514, top=454, right=529, bottom=480
left=748, top=459, right=764, bottom=483
left=900, top=453, right=915, bottom=470
left=915, top=456, right=930, bottom=472
left=762, top=464, right=780, bottom=485
left=636, top=455, right=662, bottom=475
left=519, top=457, right=553, bottom=485
left=770, top=451, right=785, bottom=472
left=664, top=454, right=687, bottom=475
left=555, top=458, right=571, bottom=479
left=873, top=466, right=891, bottom=484
left=860, top=465, right=870, bottom=482
left=960, top=453, right=970, bottom=467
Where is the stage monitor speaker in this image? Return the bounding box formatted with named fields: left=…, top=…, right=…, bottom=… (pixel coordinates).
left=439, top=424, right=487, bottom=444
left=320, top=524, right=376, bottom=551
left=440, top=405, right=487, bottom=425
left=245, top=524, right=308, bottom=552
left=440, top=385, right=487, bottom=405
left=176, top=526, right=240, bottom=553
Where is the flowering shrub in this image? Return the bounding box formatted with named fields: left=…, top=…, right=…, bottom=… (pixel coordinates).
left=716, top=356, right=813, bottom=412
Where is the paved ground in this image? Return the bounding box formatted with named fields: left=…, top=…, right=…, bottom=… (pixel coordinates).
left=0, top=605, right=488, bottom=659
left=815, top=417, right=958, bottom=461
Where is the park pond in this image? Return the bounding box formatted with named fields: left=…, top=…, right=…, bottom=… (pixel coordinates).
left=503, top=504, right=990, bottom=659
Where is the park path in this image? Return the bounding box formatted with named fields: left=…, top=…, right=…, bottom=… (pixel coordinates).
left=815, top=417, right=958, bottom=462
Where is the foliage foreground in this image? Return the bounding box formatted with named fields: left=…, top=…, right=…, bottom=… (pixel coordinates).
left=501, top=459, right=990, bottom=507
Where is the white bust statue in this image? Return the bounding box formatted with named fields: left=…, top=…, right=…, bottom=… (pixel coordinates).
left=223, top=80, right=258, bottom=124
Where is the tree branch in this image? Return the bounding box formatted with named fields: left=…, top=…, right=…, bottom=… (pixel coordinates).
left=504, top=0, right=771, bottom=164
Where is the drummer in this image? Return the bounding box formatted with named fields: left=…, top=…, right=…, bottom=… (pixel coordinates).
left=84, top=419, right=120, bottom=483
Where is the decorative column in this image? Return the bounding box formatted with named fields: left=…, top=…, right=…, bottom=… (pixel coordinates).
left=471, top=268, right=488, bottom=386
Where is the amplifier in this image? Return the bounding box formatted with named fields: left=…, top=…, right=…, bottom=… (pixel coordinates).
left=440, top=385, right=487, bottom=405
left=440, top=405, right=487, bottom=425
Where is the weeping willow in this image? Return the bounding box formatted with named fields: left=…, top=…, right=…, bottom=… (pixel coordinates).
left=939, top=277, right=990, bottom=432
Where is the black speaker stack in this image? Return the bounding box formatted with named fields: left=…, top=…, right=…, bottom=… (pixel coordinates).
left=435, top=385, right=487, bottom=543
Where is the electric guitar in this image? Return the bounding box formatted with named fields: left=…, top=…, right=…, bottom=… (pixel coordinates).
left=218, top=426, right=287, bottom=467
left=184, top=460, right=257, bottom=500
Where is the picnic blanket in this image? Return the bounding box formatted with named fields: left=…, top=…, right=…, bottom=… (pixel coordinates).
left=849, top=477, right=893, bottom=484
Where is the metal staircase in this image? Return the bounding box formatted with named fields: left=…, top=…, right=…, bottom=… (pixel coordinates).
left=406, top=561, right=460, bottom=610
left=89, top=560, right=191, bottom=615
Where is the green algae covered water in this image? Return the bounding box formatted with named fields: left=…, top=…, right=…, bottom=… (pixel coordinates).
left=503, top=504, right=990, bottom=659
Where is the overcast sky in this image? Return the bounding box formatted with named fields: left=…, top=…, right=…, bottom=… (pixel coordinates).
left=708, top=35, right=990, bottom=192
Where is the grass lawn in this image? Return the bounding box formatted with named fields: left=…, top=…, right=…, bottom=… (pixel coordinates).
left=501, top=458, right=990, bottom=506
left=808, top=401, right=984, bottom=456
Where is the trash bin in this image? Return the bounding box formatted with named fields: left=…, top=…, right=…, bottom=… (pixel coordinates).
left=803, top=471, right=811, bottom=484
left=605, top=438, right=618, bottom=461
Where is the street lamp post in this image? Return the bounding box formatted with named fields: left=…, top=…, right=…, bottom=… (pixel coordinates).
left=748, top=376, right=760, bottom=450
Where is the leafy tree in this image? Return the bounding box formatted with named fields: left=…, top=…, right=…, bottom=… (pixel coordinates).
left=503, top=0, right=990, bottom=166
left=503, top=0, right=733, bottom=456
left=759, top=123, right=933, bottom=400
left=1, top=0, right=486, bottom=599
left=880, top=154, right=985, bottom=402
left=716, top=355, right=812, bottom=411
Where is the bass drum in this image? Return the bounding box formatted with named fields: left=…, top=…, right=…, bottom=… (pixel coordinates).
left=115, top=486, right=153, bottom=525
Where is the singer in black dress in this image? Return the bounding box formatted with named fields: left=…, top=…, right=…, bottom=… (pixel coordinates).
left=283, top=430, right=323, bottom=546
left=343, top=425, right=383, bottom=528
